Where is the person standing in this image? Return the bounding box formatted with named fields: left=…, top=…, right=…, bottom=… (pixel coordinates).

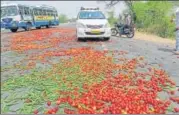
left=121, top=13, right=132, bottom=34
left=175, top=8, right=179, bottom=54
left=171, top=7, right=179, bottom=54
left=126, top=14, right=132, bottom=26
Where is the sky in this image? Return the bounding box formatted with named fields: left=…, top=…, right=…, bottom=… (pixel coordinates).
left=1, top=1, right=127, bottom=18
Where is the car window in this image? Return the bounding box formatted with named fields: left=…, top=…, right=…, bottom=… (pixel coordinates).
left=78, top=11, right=105, bottom=19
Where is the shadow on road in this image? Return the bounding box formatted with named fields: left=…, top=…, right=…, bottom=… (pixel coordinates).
left=158, top=48, right=175, bottom=53
left=78, top=38, right=110, bottom=42
left=1, top=26, right=59, bottom=34
left=112, top=35, right=134, bottom=39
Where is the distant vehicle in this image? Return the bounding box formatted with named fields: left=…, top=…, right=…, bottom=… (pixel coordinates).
left=111, top=22, right=135, bottom=38
left=76, top=7, right=111, bottom=41
left=1, top=3, right=59, bottom=32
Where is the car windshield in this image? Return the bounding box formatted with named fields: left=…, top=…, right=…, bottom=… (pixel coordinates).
left=79, top=11, right=105, bottom=19
left=1, top=6, right=18, bottom=17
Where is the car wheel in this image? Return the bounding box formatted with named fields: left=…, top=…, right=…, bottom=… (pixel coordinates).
left=77, top=37, right=86, bottom=42
left=103, top=37, right=110, bottom=41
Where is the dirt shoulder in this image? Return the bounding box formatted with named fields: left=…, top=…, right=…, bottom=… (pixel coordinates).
left=134, top=31, right=175, bottom=45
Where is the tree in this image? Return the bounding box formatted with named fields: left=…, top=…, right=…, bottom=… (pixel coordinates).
left=98, top=0, right=136, bottom=22
left=107, top=10, right=118, bottom=26
left=170, top=1, right=179, bottom=7
left=132, top=1, right=174, bottom=38
left=98, top=0, right=175, bottom=38
left=58, top=14, right=68, bottom=23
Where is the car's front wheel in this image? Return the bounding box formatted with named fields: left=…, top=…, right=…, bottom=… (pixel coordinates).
left=77, top=37, right=86, bottom=42
left=103, top=37, right=110, bottom=41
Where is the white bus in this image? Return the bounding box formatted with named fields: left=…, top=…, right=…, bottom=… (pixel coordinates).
left=1, top=3, right=59, bottom=32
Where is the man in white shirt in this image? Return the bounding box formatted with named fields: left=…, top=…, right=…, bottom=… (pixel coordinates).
left=120, top=13, right=132, bottom=34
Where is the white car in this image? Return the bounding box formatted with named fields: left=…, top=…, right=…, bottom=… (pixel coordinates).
left=76, top=7, right=111, bottom=41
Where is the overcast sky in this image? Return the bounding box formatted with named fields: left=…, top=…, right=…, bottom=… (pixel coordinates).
left=2, top=1, right=127, bottom=18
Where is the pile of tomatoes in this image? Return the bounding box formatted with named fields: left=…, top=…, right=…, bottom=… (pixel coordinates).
left=31, top=48, right=179, bottom=114
left=6, top=28, right=178, bottom=114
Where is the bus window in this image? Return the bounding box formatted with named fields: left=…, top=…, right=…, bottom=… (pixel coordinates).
left=18, top=6, right=24, bottom=20
left=46, top=10, right=50, bottom=16
left=41, top=10, right=45, bottom=16
left=44, top=10, right=47, bottom=15
left=1, top=7, right=6, bottom=17
left=39, top=9, right=42, bottom=16
left=52, top=12, right=55, bottom=17
left=24, top=7, right=30, bottom=15
left=48, top=10, right=51, bottom=16
left=37, top=9, right=42, bottom=16
left=34, top=8, right=38, bottom=15
left=1, top=6, right=18, bottom=17
left=53, top=11, right=56, bottom=16
left=18, top=6, right=24, bottom=15
left=56, top=11, right=58, bottom=17
left=49, top=11, right=53, bottom=16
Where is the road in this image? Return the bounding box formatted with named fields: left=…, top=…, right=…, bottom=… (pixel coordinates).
left=1, top=23, right=179, bottom=113
left=1, top=23, right=179, bottom=85
left=62, top=23, right=179, bottom=86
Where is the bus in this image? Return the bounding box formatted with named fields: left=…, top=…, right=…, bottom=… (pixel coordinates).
left=1, top=3, right=59, bottom=32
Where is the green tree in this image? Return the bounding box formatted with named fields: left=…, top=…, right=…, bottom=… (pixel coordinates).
left=98, top=0, right=136, bottom=22
left=58, top=14, right=68, bottom=23
left=98, top=0, right=176, bottom=38
left=133, top=1, right=174, bottom=38
left=107, top=10, right=117, bottom=26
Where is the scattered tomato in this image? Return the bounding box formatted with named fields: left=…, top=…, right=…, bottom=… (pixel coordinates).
left=33, top=109, right=38, bottom=114
left=47, top=101, right=51, bottom=106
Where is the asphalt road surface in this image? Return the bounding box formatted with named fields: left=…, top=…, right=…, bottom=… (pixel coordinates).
left=1, top=23, right=179, bottom=86
left=1, top=22, right=179, bottom=114
left=59, top=23, right=179, bottom=86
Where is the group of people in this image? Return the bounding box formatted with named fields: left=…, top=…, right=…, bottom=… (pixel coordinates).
left=117, top=13, right=133, bottom=34
left=118, top=13, right=132, bottom=26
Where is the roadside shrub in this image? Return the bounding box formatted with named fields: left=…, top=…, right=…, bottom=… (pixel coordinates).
left=133, top=1, right=175, bottom=39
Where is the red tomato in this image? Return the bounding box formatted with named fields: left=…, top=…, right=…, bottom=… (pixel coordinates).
left=33, top=109, right=38, bottom=114
left=47, top=101, right=51, bottom=106
left=173, top=107, right=179, bottom=113
left=56, top=100, right=61, bottom=105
